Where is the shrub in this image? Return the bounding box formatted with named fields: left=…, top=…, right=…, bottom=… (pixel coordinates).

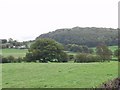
left=75, top=53, right=87, bottom=63
left=68, top=55, right=74, bottom=61
left=75, top=53, right=102, bottom=63
left=2, top=57, right=9, bottom=63
left=25, top=53, right=35, bottom=62
left=96, top=44, right=113, bottom=62
left=1, top=55, right=24, bottom=63
left=58, top=52, right=69, bottom=62
left=16, top=57, right=23, bottom=63
left=7, top=56, right=15, bottom=63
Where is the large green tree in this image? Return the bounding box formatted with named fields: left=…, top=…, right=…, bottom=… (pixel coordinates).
left=26, top=38, right=68, bottom=62
left=96, top=44, right=112, bottom=62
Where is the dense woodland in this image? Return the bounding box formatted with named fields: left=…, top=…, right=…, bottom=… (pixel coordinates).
left=36, top=27, right=118, bottom=47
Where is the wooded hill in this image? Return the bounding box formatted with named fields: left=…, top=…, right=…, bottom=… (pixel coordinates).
left=36, top=27, right=118, bottom=47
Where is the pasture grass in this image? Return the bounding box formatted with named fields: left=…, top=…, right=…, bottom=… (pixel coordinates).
left=2, top=61, right=118, bottom=88
left=91, top=45, right=118, bottom=52
left=108, top=46, right=118, bottom=52
left=1, top=49, right=28, bottom=58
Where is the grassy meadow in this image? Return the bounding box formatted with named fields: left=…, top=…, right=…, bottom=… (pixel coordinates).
left=108, top=46, right=118, bottom=52
left=1, top=45, right=118, bottom=88
left=1, top=49, right=28, bottom=58
left=2, top=61, right=118, bottom=88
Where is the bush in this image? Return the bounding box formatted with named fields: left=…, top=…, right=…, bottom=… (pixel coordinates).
left=57, top=52, right=69, bottom=62
left=96, top=44, right=112, bottom=62
left=86, top=55, right=102, bottom=62
left=16, top=57, right=23, bottom=63
left=75, top=53, right=102, bottom=63
left=1, top=55, right=24, bottom=63
left=75, top=53, right=87, bottom=63
left=7, top=56, right=15, bottom=63
left=68, top=55, right=74, bottom=61
left=2, top=57, right=9, bottom=63
left=65, top=44, right=94, bottom=53
left=25, top=53, right=35, bottom=62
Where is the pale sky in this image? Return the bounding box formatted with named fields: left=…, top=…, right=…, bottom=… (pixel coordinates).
left=0, top=0, right=119, bottom=41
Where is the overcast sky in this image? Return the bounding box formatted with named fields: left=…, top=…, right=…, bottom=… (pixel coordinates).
left=0, top=0, right=119, bottom=41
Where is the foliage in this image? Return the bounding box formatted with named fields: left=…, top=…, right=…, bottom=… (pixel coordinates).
left=7, top=56, right=15, bottom=63
left=75, top=53, right=101, bottom=63
left=114, top=48, right=120, bottom=61
left=114, top=48, right=120, bottom=57
left=57, top=52, right=69, bottom=62
left=16, top=57, right=24, bottom=63
left=1, top=45, right=118, bottom=63
left=68, top=55, right=74, bottom=61
left=96, top=44, right=113, bottom=62
left=26, top=38, right=68, bottom=62
left=36, top=27, right=118, bottom=47
left=1, top=39, right=7, bottom=44
left=65, top=44, right=94, bottom=53
left=1, top=55, right=24, bottom=63
left=2, top=57, right=9, bottom=63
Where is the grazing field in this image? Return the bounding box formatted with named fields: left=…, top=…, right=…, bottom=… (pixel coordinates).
left=108, top=46, right=118, bottom=52
left=1, top=49, right=28, bottom=58
left=1, top=46, right=118, bottom=57
left=2, top=61, right=118, bottom=88
left=91, top=45, right=118, bottom=52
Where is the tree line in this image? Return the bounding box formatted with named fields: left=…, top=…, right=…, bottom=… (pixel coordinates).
left=64, top=44, right=94, bottom=53
left=36, top=27, right=118, bottom=47
left=1, top=38, right=119, bottom=63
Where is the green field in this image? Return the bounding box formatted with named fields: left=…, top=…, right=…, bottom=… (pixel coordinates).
left=1, top=49, right=28, bottom=58
left=108, top=46, right=118, bottom=52
left=2, top=61, right=118, bottom=88
left=1, top=46, right=118, bottom=88
left=91, top=46, right=118, bottom=52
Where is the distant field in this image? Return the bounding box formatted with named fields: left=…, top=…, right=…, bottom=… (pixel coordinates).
left=108, top=46, right=118, bottom=52
left=2, top=61, right=118, bottom=88
left=1, top=49, right=28, bottom=58
left=67, top=46, right=118, bottom=56
left=1, top=46, right=118, bottom=58
left=91, top=45, right=118, bottom=53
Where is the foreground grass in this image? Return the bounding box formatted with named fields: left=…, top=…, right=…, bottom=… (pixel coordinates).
left=2, top=61, right=118, bottom=88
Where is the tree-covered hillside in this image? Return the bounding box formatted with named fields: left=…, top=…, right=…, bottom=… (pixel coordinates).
left=36, top=27, right=118, bottom=47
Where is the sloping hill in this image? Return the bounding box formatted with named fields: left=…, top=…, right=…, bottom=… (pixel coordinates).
left=36, top=27, right=118, bottom=47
